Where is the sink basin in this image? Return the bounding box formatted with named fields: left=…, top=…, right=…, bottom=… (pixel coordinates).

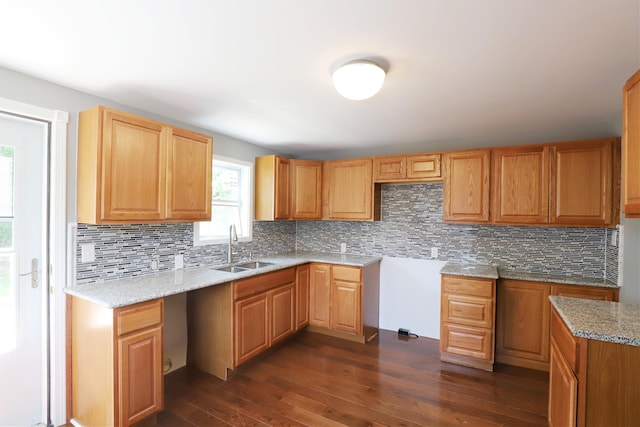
left=236, top=261, right=274, bottom=269
left=213, top=265, right=249, bottom=273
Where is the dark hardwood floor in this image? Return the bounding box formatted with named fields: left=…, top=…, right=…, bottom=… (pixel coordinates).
left=156, top=330, right=549, bottom=426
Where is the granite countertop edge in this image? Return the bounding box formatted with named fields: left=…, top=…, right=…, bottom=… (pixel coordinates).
left=549, top=296, right=640, bottom=347
left=65, top=251, right=382, bottom=309
left=439, top=261, right=618, bottom=289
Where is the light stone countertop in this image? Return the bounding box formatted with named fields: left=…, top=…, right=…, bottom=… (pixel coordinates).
left=65, top=251, right=382, bottom=308
left=439, top=261, right=619, bottom=289
left=439, top=262, right=499, bottom=279
left=549, top=296, right=640, bottom=346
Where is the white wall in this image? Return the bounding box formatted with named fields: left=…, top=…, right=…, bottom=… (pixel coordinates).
left=379, top=257, right=446, bottom=339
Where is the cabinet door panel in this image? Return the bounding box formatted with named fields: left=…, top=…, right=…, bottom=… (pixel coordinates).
left=496, top=280, right=550, bottom=363
left=550, top=140, right=612, bottom=225
left=234, top=294, right=269, bottom=366
left=118, top=326, right=163, bottom=426
left=309, top=264, right=331, bottom=327
left=551, top=284, right=617, bottom=301
left=330, top=280, right=361, bottom=334
left=407, top=154, right=441, bottom=179
left=102, top=110, right=166, bottom=221
left=443, top=150, right=490, bottom=222
left=548, top=339, right=577, bottom=427
left=296, top=265, right=310, bottom=329
left=291, top=160, right=322, bottom=219
left=275, top=157, right=291, bottom=219
left=166, top=128, right=212, bottom=220
left=623, top=69, right=640, bottom=216
left=324, top=159, right=374, bottom=220
left=442, top=294, right=493, bottom=328
left=373, top=156, right=405, bottom=181
left=492, top=146, right=549, bottom=224
left=270, top=284, right=296, bottom=345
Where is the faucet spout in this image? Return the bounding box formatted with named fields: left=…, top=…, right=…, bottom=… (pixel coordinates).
left=228, top=224, right=238, bottom=263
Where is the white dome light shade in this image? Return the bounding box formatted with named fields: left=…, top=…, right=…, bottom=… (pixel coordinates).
left=332, top=60, right=386, bottom=100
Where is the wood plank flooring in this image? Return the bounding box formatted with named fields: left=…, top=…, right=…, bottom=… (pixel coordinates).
left=155, top=329, right=549, bottom=426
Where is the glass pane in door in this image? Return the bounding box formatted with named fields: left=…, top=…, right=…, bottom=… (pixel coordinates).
left=0, top=146, right=15, bottom=353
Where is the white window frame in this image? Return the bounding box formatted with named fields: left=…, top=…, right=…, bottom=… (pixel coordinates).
left=194, top=155, right=254, bottom=245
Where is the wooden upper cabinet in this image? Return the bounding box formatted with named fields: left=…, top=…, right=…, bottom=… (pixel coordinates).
left=373, top=153, right=441, bottom=182
left=443, top=150, right=491, bottom=223
left=166, top=128, right=212, bottom=220
left=550, top=139, right=616, bottom=226
left=77, top=105, right=212, bottom=224
left=290, top=159, right=322, bottom=219
left=255, top=155, right=291, bottom=220
left=492, top=145, right=550, bottom=224
left=623, top=68, right=640, bottom=217
left=323, top=158, right=380, bottom=221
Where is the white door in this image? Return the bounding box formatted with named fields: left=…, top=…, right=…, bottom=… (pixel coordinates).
left=0, top=113, right=48, bottom=427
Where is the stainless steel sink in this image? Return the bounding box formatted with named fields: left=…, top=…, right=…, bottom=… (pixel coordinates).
left=213, top=265, right=249, bottom=273
left=236, top=261, right=274, bottom=269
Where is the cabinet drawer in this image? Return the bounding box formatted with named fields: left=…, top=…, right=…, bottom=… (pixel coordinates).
left=550, top=308, right=579, bottom=373
left=332, top=265, right=361, bottom=282
left=442, top=275, right=494, bottom=298
left=442, top=294, right=494, bottom=328
left=117, top=299, right=163, bottom=336
left=234, top=267, right=296, bottom=300
left=441, top=324, right=493, bottom=361
left=551, top=284, right=617, bottom=301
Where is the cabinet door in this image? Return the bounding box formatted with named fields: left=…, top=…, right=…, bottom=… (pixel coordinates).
left=496, top=280, right=550, bottom=367
left=550, top=139, right=614, bottom=225
left=270, top=284, right=296, bottom=345
left=373, top=156, right=406, bottom=181
left=234, top=293, right=269, bottom=366
left=291, top=160, right=322, bottom=219
left=166, top=127, right=212, bottom=220
left=551, top=284, right=618, bottom=301
left=623, top=69, right=640, bottom=217
left=296, top=264, right=310, bottom=329
left=118, top=326, right=163, bottom=427
left=330, top=280, right=362, bottom=334
left=548, top=339, right=577, bottom=427
left=275, top=156, right=291, bottom=219
left=407, top=153, right=441, bottom=180
left=323, top=158, right=375, bottom=220
left=492, top=146, right=549, bottom=224
left=102, top=109, right=167, bottom=221
left=443, top=150, right=490, bottom=222
left=309, top=264, right=331, bottom=327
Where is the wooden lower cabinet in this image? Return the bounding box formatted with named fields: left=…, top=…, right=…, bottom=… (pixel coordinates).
left=496, top=280, right=618, bottom=371
left=440, top=275, right=496, bottom=371
left=295, top=264, right=310, bottom=329
left=188, top=267, right=300, bottom=380
left=549, top=306, right=640, bottom=426
left=308, top=262, right=380, bottom=343
left=71, top=297, right=164, bottom=427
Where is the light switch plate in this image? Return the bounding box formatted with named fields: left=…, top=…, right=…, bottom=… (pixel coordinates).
left=80, top=243, right=95, bottom=263
left=175, top=254, right=184, bottom=269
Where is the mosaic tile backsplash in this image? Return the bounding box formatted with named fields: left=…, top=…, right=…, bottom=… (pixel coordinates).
left=76, top=182, right=619, bottom=285
left=296, top=183, right=618, bottom=281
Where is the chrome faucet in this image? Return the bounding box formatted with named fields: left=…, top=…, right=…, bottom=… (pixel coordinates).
left=228, top=224, right=238, bottom=263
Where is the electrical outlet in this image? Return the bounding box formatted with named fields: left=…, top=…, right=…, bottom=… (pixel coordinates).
left=80, top=243, right=95, bottom=263
left=151, top=260, right=158, bottom=270
left=431, top=247, right=438, bottom=258
left=175, top=254, right=184, bottom=269
left=611, top=230, right=618, bottom=246
left=340, top=243, right=347, bottom=253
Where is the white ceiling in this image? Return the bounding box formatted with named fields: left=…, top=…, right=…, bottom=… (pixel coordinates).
left=0, top=0, right=638, bottom=157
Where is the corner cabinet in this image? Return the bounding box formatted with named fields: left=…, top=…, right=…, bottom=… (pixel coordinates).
left=254, top=156, right=322, bottom=220
left=308, top=262, right=381, bottom=343
left=77, top=105, right=212, bottom=224
left=443, top=150, right=491, bottom=223
left=71, top=297, right=164, bottom=427
left=323, top=158, right=380, bottom=221
left=623, top=68, right=640, bottom=217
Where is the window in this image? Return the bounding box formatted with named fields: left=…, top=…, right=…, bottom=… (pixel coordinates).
left=194, top=156, right=253, bottom=245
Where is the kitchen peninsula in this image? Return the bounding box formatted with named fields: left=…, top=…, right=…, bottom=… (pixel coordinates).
left=66, top=251, right=381, bottom=427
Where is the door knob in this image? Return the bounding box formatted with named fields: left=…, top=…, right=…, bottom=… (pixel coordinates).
left=18, top=258, right=39, bottom=289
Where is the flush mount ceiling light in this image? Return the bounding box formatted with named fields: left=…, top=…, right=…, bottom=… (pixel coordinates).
left=332, top=60, right=386, bottom=101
